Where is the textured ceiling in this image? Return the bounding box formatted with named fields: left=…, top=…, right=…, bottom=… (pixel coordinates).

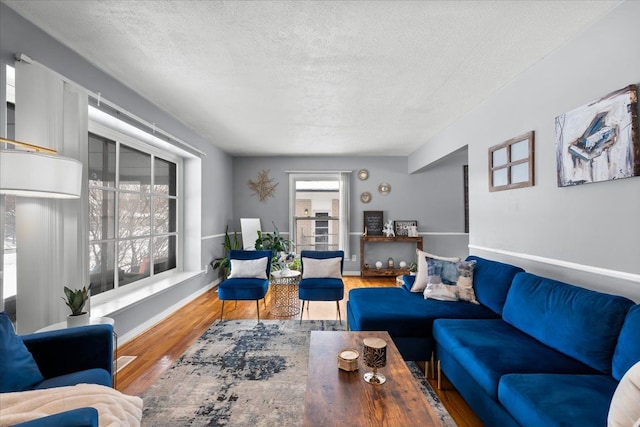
left=3, top=1, right=619, bottom=156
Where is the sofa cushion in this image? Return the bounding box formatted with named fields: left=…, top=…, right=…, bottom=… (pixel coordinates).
left=612, top=305, right=640, bottom=381
left=433, top=319, right=598, bottom=399
left=608, top=361, right=640, bottom=427
left=502, top=272, right=634, bottom=374
left=0, top=312, right=44, bottom=392
left=217, top=278, right=269, bottom=300
left=465, top=256, right=524, bottom=315
left=32, top=368, right=112, bottom=390
left=499, top=373, right=618, bottom=427
left=347, top=287, right=497, bottom=338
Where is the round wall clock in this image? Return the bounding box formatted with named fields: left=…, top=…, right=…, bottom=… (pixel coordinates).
left=360, top=191, right=372, bottom=203
left=378, top=182, right=391, bottom=195
left=357, top=169, right=369, bottom=181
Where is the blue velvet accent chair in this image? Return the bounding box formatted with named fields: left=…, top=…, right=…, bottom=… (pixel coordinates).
left=298, top=250, right=345, bottom=323
left=217, top=249, right=272, bottom=321
left=1, top=311, right=113, bottom=427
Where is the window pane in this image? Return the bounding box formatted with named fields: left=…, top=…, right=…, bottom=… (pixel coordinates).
left=492, top=147, right=508, bottom=167
left=154, top=197, right=176, bottom=233
left=154, top=158, right=176, bottom=196
left=88, top=133, right=116, bottom=187
left=89, top=242, right=116, bottom=296
left=118, top=193, right=151, bottom=238
left=154, top=235, right=177, bottom=274
left=89, top=189, right=115, bottom=240
left=511, top=162, right=529, bottom=184
left=493, top=168, right=508, bottom=187
left=511, top=139, right=529, bottom=162
left=119, top=145, right=151, bottom=192
left=118, top=238, right=150, bottom=286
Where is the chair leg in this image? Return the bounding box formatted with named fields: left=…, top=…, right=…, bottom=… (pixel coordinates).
left=299, top=301, right=305, bottom=323
left=220, top=301, right=225, bottom=321
left=336, top=301, right=342, bottom=324
left=263, top=299, right=267, bottom=310
left=235, top=300, right=237, bottom=310
left=256, top=300, right=260, bottom=322
left=437, top=359, right=442, bottom=390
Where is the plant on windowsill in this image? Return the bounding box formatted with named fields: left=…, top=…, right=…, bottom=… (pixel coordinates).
left=63, top=286, right=90, bottom=327
left=254, top=222, right=295, bottom=270
left=210, top=225, right=242, bottom=280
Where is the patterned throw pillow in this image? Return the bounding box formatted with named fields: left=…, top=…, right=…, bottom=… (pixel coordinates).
left=410, top=250, right=461, bottom=292
left=422, top=258, right=478, bottom=304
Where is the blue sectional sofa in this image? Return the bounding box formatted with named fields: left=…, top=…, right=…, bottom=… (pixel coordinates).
left=347, top=256, right=524, bottom=361
left=434, top=272, right=639, bottom=427
left=347, top=256, right=640, bottom=427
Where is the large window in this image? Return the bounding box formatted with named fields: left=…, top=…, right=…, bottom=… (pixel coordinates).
left=88, top=130, right=178, bottom=297
left=289, top=173, right=350, bottom=255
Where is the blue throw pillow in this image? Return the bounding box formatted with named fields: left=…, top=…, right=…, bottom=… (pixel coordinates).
left=0, top=311, right=44, bottom=392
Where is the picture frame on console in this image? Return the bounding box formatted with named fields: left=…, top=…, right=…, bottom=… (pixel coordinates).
left=394, top=220, right=417, bottom=237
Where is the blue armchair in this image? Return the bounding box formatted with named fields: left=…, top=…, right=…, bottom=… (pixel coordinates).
left=298, top=250, right=345, bottom=323
left=1, top=311, right=113, bottom=427
left=218, top=249, right=272, bottom=321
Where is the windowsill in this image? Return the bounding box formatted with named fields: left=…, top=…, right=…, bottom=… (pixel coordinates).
left=91, top=270, right=203, bottom=318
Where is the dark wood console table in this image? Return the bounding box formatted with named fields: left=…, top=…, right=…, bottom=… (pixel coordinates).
left=360, top=236, right=423, bottom=277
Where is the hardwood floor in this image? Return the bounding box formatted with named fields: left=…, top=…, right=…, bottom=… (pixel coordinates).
left=115, top=276, right=483, bottom=427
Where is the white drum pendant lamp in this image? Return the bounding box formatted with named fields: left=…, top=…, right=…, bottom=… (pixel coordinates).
left=0, top=137, right=82, bottom=199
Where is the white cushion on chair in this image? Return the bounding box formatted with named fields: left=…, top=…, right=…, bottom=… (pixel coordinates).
left=302, top=257, right=342, bottom=279
left=227, top=258, right=268, bottom=279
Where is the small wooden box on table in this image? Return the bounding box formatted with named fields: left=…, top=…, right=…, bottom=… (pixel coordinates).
left=303, top=331, right=440, bottom=427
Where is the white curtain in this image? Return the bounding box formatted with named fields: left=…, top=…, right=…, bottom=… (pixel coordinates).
left=15, top=60, right=88, bottom=333
left=339, top=172, right=350, bottom=258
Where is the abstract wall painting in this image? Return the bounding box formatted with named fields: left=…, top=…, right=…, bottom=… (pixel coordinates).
left=555, top=85, right=639, bottom=187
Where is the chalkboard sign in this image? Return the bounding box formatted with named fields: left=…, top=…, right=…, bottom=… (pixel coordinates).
left=363, top=211, right=384, bottom=236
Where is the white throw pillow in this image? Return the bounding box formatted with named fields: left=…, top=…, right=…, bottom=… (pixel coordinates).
left=410, top=250, right=461, bottom=292
left=608, top=361, right=640, bottom=427
left=302, top=257, right=342, bottom=279
left=227, top=258, right=268, bottom=279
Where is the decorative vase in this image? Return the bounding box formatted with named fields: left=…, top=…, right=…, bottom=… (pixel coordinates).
left=67, top=312, right=89, bottom=328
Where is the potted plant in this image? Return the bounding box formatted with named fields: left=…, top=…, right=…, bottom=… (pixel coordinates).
left=63, top=286, right=90, bottom=327
left=408, top=262, right=418, bottom=275
left=210, top=225, right=242, bottom=280
left=254, top=222, right=294, bottom=270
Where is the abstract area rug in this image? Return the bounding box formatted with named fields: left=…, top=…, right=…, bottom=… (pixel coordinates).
left=142, top=320, right=456, bottom=426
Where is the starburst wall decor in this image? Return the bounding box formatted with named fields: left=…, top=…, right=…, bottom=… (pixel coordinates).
left=248, top=169, right=278, bottom=202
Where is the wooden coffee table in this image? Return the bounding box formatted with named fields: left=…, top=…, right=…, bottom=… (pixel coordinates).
left=303, top=331, right=441, bottom=426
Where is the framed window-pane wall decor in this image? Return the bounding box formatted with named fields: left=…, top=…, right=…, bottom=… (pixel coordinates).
left=489, top=131, right=535, bottom=192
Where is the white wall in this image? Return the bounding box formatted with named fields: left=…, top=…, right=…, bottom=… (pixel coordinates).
left=409, top=1, right=640, bottom=301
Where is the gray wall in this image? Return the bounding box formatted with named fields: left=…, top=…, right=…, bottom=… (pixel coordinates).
left=409, top=1, right=640, bottom=302
left=232, top=153, right=469, bottom=272
left=0, top=3, right=234, bottom=338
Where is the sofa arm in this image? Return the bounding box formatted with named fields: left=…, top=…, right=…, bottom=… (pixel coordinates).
left=21, top=324, right=113, bottom=380
left=12, top=407, right=99, bottom=427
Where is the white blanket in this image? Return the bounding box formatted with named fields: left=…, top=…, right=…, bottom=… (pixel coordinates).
left=0, top=383, right=143, bottom=427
